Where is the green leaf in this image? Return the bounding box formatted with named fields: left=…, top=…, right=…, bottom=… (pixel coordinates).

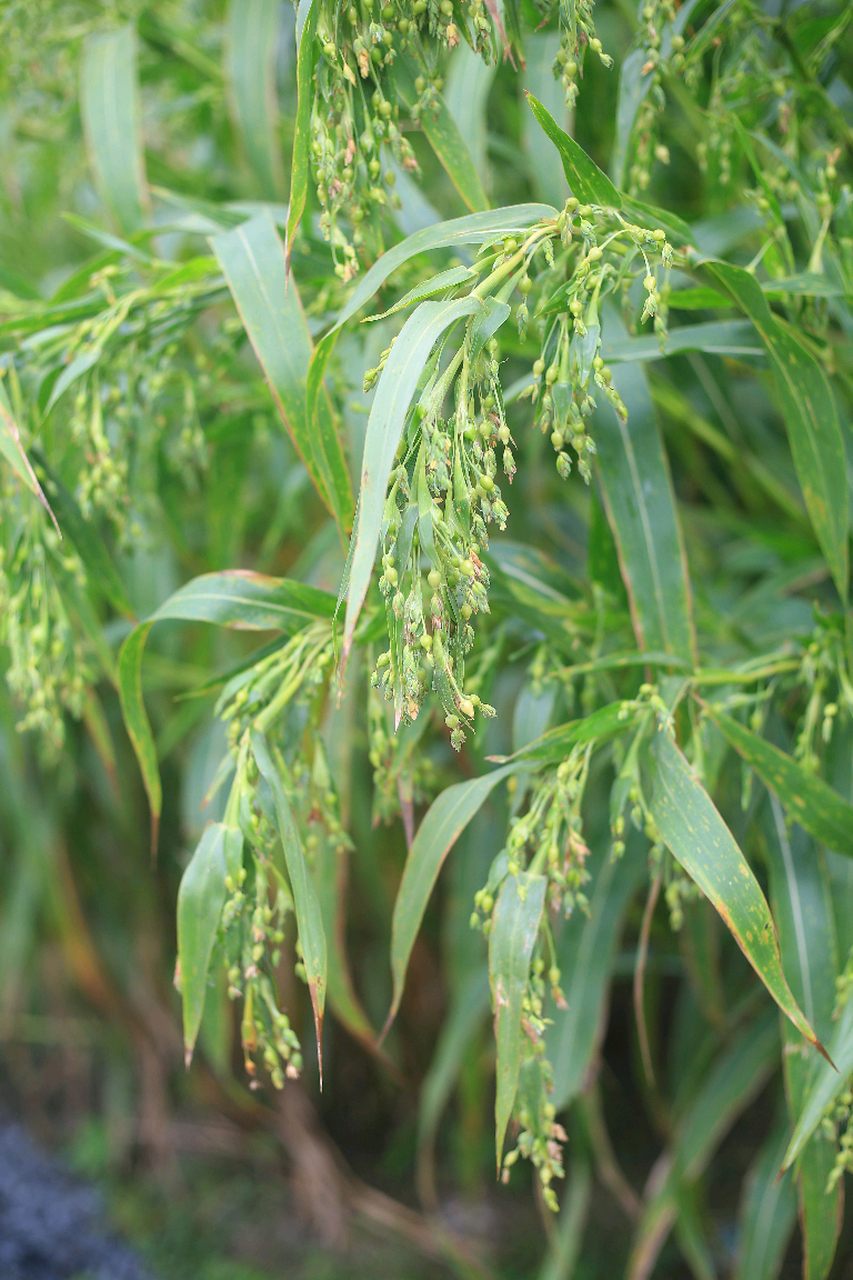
left=734, top=1114, right=798, bottom=1280
left=602, top=319, right=762, bottom=363
left=594, top=347, right=696, bottom=664
left=118, top=572, right=331, bottom=840
left=211, top=214, right=353, bottom=537
left=649, top=729, right=827, bottom=1058
left=251, top=731, right=327, bottom=1075
left=284, top=0, right=319, bottom=257
left=667, top=286, right=731, bottom=310
left=312, top=818, right=382, bottom=1056
left=490, top=702, right=637, bottom=765
left=341, top=294, right=482, bottom=666
left=225, top=0, right=284, bottom=198
left=548, top=835, right=646, bottom=1110
left=177, top=822, right=238, bottom=1064
left=706, top=706, right=853, bottom=857
left=80, top=25, right=149, bottom=233
left=385, top=762, right=518, bottom=1036
left=612, top=49, right=652, bottom=192
left=364, top=265, right=477, bottom=322
left=628, top=1010, right=779, bottom=1280
left=782, top=992, right=853, bottom=1171
left=526, top=93, right=621, bottom=208
left=0, top=382, right=61, bottom=536
left=31, top=450, right=135, bottom=620
left=489, top=871, right=547, bottom=1168
left=396, top=53, right=490, bottom=213
left=691, top=255, right=849, bottom=602
left=762, top=796, right=840, bottom=1280
left=417, top=966, right=491, bottom=1198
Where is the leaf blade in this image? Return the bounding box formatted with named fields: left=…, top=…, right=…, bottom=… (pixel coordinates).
left=490, top=871, right=547, bottom=1168
left=80, top=25, right=149, bottom=233
left=177, top=822, right=235, bottom=1064
left=341, top=294, right=482, bottom=664
left=386, top=762, right=518, bottom=1035
left=225, top=0, right=284, bottom=198
left=594, top=349, right=696, bottom=664
left=212, top=213, right=354, bottom=537
left=252, top=731, right=327, bottom=1075
left=707, top=706, right=853, bottom=857
left=649, top=729, right=826, bottom=1057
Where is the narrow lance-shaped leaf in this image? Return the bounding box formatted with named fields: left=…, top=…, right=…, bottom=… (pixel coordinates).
left=0, top=383, right=61, bottom=537
left=417, top=967, right=491, bottom=1202
left=251, top=731, right=327, bottom=1079
left=178, top=823, right=241, bottom=1065
left=526, top=93, right=621, bottom=207
left=594, top=345, right=696, bottom=665
left=628, top=1010, right=779, bottom=1280
left=706, top=706, right=853, bottom=857
left=341, top=294, right=482, bottom=667
left=396, top=53, right=490, bottom=214
left=118, top=572, right=335, bottom=845
left=80, top=25, right=149, bottom=233
left=649, top=728, right=829, bottom=1060
left=490, top=871, right=547, bottom=1169
left=212, top=214, right=353, bottom=538
left=305, top=203, right=556, bottom=474
left=782, top=994, right=853, bottom=1172
left=690, top=254, right=848, bottom=602
left=225, top=0, right=284, bottom=198
left=761, top=799, right=840, bottom=1280
left=284, top=0, right=319, bottom=259
left=734, top=1113, right=798, bottom=1280
left=384, top=762, right=519, bottom=1037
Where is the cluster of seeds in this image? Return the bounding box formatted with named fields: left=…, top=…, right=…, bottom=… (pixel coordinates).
left=311, top=0, right=499, bottom=270
left=0, top=518, right=92, bottom=761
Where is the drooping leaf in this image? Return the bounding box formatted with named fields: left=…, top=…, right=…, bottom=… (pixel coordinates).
left=251, top=731, right=327, bottom=1076
left=384, top=762, right=519, bottom=1036
left=649, top=729, right=827, bottom=1058
left=312, top=815, right=382, bottom=1057
left=594, top=345, right=696, bottom=664
left=397, top=52, right=490, bottom=213
left=691, top=255, right=849, bottom=602
left=548, top=835, right=646, bottom=1110
left=31, top=450, right=135, bottom=620
left=341, top=295, right=482, bottom=666
left=707, top=706, right=853, bottom=857
left=628, top=1010, right=779, bottom=1280
left=118, top=572, right=333, bottom=840
left=305, top=203, right=556, bottom=442
left=284, top=0, right=319, bottom=257
left=225, top=0, right=284, bottom=198
left=762, top=797, right=841, bottom=1280
left=0, top=383, right=61, bottom=536
left=212, top=214, right=353, bottom=537
left=417, top=966, right=491, bottom=1201
left=489, top=871, right=547, bottom=1168
left=782, top=993, right=853, bottom=1171
left=734, top=1114, right=798, bottom=1280
left=177, top=823, right=240, bottom=1064
left=80, top=25, right=149, bottom=233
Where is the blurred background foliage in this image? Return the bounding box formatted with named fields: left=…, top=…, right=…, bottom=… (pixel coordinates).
left=1, top=1, right=853, bottom=1278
